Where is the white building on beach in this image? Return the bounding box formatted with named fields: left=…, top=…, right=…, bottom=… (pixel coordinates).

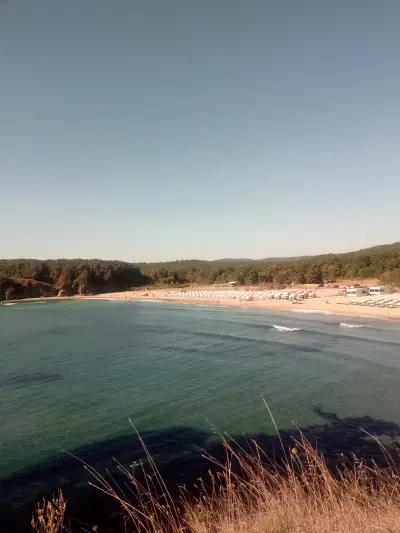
left=369, top=286, right=390, bottom=295
left=346, top=287, right=369, bottom=297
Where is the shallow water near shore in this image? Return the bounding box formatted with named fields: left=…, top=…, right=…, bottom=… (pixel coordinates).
left=1, top=299, right=400, bottom=522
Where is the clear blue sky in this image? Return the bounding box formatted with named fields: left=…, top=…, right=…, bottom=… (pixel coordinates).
left=1, top=0, right=399, bottom=261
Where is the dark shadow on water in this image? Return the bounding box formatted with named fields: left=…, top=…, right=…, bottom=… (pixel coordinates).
left=2, top=410, right=400, bottom=532
left=0, top=372, right=62, bottom=387
left=1, top=427, right=212, bottom=532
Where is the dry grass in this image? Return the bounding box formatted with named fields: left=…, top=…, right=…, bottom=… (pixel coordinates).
left=33, top=429, right=400, bottom=532
left=31, top=489, right=67, bottom=533
left=81, top=425, right=400, bottom=533
left=184, top=438, right=400, bottom=533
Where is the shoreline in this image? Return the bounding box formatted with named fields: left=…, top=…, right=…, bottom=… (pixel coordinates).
left=85, top=289, right=400, bottom=321
left=3, top=289, right=400, bottom=321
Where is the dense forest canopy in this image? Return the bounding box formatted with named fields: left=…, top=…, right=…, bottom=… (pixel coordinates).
left=138, top=242, right=400, bottom=287
left=0, top=259, right=149, bottom=301
left=1, top=243, right=399, bottom=301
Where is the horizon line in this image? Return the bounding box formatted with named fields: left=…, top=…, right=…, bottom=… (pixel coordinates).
left=1, top=240, right=398, bottom=265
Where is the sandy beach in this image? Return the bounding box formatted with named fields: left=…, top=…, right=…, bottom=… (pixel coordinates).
left=83, top=287, right=400, bottom=321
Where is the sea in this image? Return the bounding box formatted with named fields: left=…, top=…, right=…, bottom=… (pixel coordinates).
left=1, top=299, right=400, bottom=529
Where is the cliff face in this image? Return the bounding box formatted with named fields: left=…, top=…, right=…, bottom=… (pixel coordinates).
left=0, top=277, right=58, bottom=301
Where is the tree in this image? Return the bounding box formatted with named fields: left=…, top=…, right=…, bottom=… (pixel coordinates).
left=304, top=264, right=323, bottom=284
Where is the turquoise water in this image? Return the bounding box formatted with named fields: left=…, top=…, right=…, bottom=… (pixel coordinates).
left=1, top=299, right=400, bottom=518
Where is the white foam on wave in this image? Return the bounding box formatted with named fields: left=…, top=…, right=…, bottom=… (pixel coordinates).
left=85, top=297, right=133, bottom=302
left=340, top=322, right=364, bottom=329
left=2, top=302, right=16, bottom=306
left=82, top=297, right=115, bottom=301
left=273, top=324, right=302, bottom=332
left=137, top=299, right=164, bottom=304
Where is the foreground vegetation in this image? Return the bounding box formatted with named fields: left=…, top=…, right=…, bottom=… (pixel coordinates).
left=1, top=242, right=400, bottom=300
left=32, top=433, right=400, bottom=532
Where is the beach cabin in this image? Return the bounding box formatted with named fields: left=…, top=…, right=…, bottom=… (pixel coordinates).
left=369, top=286, right=390, bottom=295
left=346, top=287, right=369, bottom=297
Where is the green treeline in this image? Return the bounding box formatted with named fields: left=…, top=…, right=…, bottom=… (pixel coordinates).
left=0, top=259, right=149, bottom=301
left=0, top=243, right=399, bottom=301
left=140, top=242, right=400, bottom=287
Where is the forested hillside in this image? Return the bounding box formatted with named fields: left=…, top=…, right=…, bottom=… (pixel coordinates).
left=0, top=259, right=149, bottom=301
left=1, top=243, right=399, bottom=301
left=139, top=242, right=400, bottom=286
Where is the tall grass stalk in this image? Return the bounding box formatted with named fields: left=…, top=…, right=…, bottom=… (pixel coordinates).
left=33, top=423, right=400, bottom=532
left=31, top=489, right=67, bottom=533
left=84, top=432, right=400, bottom=532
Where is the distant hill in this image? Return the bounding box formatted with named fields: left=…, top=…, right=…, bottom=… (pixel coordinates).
left=1, top=242, right=399, bottom=301
left=138, top=242, right=400, bottom=287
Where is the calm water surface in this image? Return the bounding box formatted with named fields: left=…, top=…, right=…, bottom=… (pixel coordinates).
left=1, top=299, right=400, bottom=512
